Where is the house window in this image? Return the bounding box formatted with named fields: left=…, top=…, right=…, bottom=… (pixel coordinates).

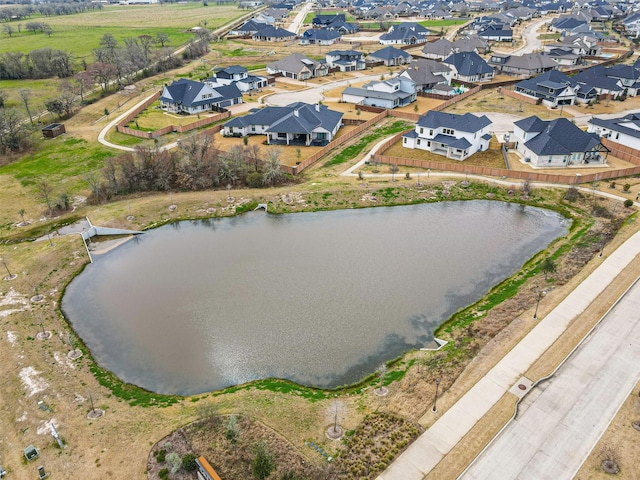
left=317, top=132, right=327, bottom=140
left=278, top=133, right=287, bottom=139
left=417, top=139, right=421, bottom=145
left=443, top=128, right=454, bottom=135
left=563, top=156, right=567, bottom=163
left=403, top=138, right=407, bottom=144
left=429, top=129, right=433, bottom=136
left=615, top=133, right=619, bottom=139
left=420, top=127, right=423, bottom=134
left=427, top=141, right=431, bottom=147
left=548, top=157, right=552, bottom=163
left=251, top=126, right=256, bottom=132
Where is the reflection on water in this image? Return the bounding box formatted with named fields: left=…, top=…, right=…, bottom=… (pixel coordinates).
left=62, top=201, right=569, bottom=395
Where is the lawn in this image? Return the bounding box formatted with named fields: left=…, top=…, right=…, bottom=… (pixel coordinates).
left=0, top=78, right=62, bottom=114
left=0, top=4, right=247, bottom=59
left=0, top=26, right=194, bottom=62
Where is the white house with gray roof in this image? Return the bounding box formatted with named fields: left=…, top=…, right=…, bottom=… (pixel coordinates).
left=159, top=79, right=242, bottom=114
left=266, top=53, right=328, bottom=80
left=402, top=111, right=492, bottom=160
left=342, top=77, right=416, bottom=109
left=513, top=116, right=608, bottom=167
left=222, top=103, right=343, bottom=146
left=587, top=113, right=640, bottom=151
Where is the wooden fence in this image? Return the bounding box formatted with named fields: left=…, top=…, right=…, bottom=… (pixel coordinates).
left=602, top=139, right=640, bottom=166
left=280, top=110, right=389, bottom=175
left=116, top=98, right=231, bottom=139
left=371, top=154, right=640, bottom=185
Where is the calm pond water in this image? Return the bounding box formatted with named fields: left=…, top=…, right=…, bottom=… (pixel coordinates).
left=62, top=201, right=569, bottom=395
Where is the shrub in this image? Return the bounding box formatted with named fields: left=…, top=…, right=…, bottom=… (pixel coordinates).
left=182, top=453, right=198, bottom=472
left=155, top=449, right=166, bottom=463
left=246, top=171, right=263, bottom=188
left=624, top=199, right=633, bottom=208
left=623, top=183, right=631, bottom=192
left=158, top=468, right=169, bottom=480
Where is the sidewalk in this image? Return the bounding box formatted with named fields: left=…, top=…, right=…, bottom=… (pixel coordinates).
left=377, top=228, right=640, bottom=480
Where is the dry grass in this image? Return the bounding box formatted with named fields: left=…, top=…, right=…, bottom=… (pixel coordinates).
left=379, top=138, right=507, bottom=169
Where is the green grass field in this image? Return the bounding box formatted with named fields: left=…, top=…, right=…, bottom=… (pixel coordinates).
left=0, top=135, right=114, bottom=189
left=0, top=4, right=248, bottom=59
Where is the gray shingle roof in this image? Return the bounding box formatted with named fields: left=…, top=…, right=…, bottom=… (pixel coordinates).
left=588, top=114, right=640, bottom=140
left=417, top=111, right=491, bottom=133
left=369, top=46, right=412, bottom=62
left=442, top=51, right=493, bottom=77
left=520, top=117, right=602, bottom=155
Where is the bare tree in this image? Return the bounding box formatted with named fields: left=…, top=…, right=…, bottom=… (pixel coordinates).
left=262, top=148, right=284, bottom=186
left=326, top=399, right=345, bottom=436
left=35, top=178, right=55, bottom=216
left=0, top=108, right=29, bottom=153
left=155, top=32, right=170, bottom=47
left=19, top=88, right=33, bottom=124
left=2, top=24, right=15, bottom=37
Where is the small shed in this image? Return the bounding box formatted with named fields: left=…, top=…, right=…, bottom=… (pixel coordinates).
left=42, top=123, right=66, bottom=139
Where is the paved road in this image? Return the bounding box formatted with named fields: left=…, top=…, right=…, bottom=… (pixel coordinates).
left=264, top=73, right=384, bottom=106
left=377, top=227, right=640, bottom=480
left=461, top=279, right=640, bottom=480
left=493, top=17, right=550, bottom=56
left=287, top=0, right=313, bottom=35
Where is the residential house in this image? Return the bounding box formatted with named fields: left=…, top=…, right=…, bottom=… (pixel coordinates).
left=478, top=24, right=514, bottom=42
left=210, top=65, right=268, bottom=93
left=588, top=113, right=640, bottom=150
left=252, top=25, right=296, bottom=42
left=222, top=102, right=343, bottom=146
left=422, top=38, right=455, bottom=60
left=453, top=35, right=490, bottom=55
left=159, top=79, right=242, bottom=114
left=326, top=50, right=366, bottom=72
left=380, top=22, right=430, bottom=45
left=543, top=47, right=581, bottom=67
left=514, top=70, right=597, bottom=106
left=621, top=12, right=640, bottom=38
left=312, top=13, right=346, bottom=27
left=442, top=51, right=495, bottom=83
left=488, top=53, right=558, bottom=76
left=550, top=33, right=601, bottom=56
left=266, top=53, right=328, bottom=80
left=402, top=111, right=492, bottom=160
left=342, top=77, right=417, bottom=109
left=572, top=65, right=634, bottom=99
left=399, top=59, right=453, bottom=92
left=300, top=29, right=341, bottom=45
left=513, top=116, right=608, bottom=167
left=230, top=19, right=270, bottom=36
left=367, top=46, right=412, bottom=66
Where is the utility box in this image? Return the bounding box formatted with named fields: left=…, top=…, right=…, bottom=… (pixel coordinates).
left=42, top=123, right=66, bottom=139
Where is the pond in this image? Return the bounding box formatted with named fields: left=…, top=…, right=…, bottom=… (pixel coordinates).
left=62, top=201, right=569, bottom=396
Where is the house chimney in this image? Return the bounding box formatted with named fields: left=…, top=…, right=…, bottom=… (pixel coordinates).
left=294, top=109, right=299, bottom=117
left=315, top=104, right=320, bottom=112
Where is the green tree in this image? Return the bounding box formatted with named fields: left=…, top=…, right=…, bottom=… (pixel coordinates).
left=541, top=257, right=556, bottom=280
left=252, top=442, right=276, bottom=480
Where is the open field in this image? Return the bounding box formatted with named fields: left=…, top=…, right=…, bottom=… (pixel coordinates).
left=0, top=4, right=247, bottom=58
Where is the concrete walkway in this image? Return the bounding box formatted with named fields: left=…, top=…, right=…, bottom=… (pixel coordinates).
left=377, top=228, right=640, bottom=480
left=460, top=278, right=640, bottom=480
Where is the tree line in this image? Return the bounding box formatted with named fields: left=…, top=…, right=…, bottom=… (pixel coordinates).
left=0, top=2, right=103, bottom=23
left=86, top=134, right=288, bottom=204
